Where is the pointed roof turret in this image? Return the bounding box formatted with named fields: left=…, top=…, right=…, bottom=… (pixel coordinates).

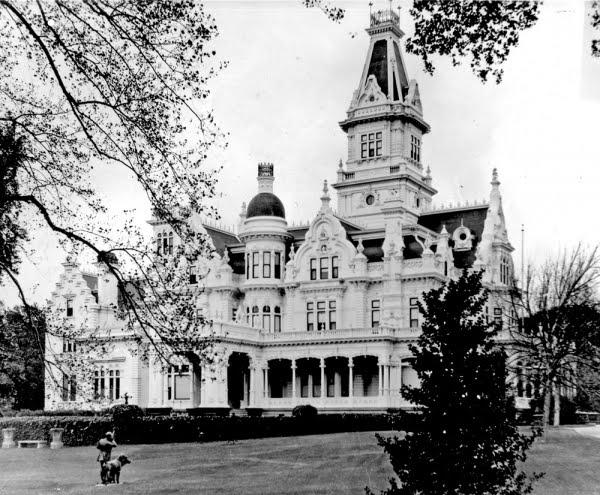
left=340, top=6, right=429, bottom=134
left=475, top=169, right=513, bottom=269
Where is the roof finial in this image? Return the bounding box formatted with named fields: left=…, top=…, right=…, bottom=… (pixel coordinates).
left=320, top=179, right=331, bottom=212
left=492, top=168, right=499, bottom=186
left=369, top=1, right=373, bottom=16
left=338, top=158, right=343, bottom=169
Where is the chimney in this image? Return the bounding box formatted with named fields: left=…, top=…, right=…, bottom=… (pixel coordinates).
left=95, top=252, right=120, bottom=307
left=257, top=162, right=274, bottom=193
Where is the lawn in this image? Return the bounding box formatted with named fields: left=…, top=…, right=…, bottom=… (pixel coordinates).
left=1, top=428, right=599, bottom=495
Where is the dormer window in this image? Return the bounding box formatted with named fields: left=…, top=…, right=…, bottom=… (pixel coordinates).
left=309, top=256, right=339, bottom=280
left=66, top=298, right=74, bottom=317
left=361, top=132, right=382, bottom=159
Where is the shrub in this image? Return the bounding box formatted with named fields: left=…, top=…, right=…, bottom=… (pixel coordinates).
left=110, top=404, right=144, bottom=422
left=0, top=412, right=397, bottom=447
left=291, top=404, right=317, bottom=419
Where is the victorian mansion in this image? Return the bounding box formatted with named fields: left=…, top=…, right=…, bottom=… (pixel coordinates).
left=45, top=9, right=518, bottom=413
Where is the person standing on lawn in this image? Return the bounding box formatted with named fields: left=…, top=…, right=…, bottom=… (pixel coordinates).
left=96, top=431, right=117, bottom=484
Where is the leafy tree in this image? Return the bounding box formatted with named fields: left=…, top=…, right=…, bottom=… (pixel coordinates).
left=369, top=270, right=540, bottom=495
left=405, top=1, right=541, bottom=83
left=308, top=0, right=600, bottom=82
left=0, top=303, right=46, bottom=410
left=509, top=245, right=600, bottom=427
left=0, top=1, right=223, bottom=383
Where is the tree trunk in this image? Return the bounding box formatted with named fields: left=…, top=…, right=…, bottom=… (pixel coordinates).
left=543, top=385, right=552, bottom=430
left=553, top=383, right=561, bottom=426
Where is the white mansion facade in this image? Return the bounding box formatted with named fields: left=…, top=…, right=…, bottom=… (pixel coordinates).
left=45, top=9, right=518, bottom=413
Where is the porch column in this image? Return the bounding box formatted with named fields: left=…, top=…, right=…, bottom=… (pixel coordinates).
left=348, top=357, right=354, bottom=398
left=264, top=366, right=269, bottom=398
left=320, top=358, right=326, bottom=398
left=378, top=364, right=383, bottom=396
left=291, top=359, right=297, bottom=399
left=385, top=365, right=390, bottom=396
left=249, top=365, right=255, bottom=407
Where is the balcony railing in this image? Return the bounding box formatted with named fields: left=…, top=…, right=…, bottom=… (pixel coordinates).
left=210, top=323, right=421, bottom=344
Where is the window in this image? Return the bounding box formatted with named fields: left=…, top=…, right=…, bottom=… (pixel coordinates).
left=500, top=255, right=511, bottom=285
left=317, top=301, right=326, bottom=330
left=252, top=252, right=259, bottom=278
left=310, top=256, right=338, bottom=280
left=167, top=232, right=173, bottom=255
left=332, top=256, right=339, bottom=279
left=232, top=306, right=238, bottom=322
left=168, top=365, right=191, bottom=401
left=66, top=298, right=74, bottom=317
left=246, top=253, right=250, bottom=279
left=274, top=252, right=281, bottom=279
left=157, top=233, right=162, bottom=255
left=371, top=300, right=381, bottom=328
left=251, top=305, right=259, bottom=328
left=494, top=307, right=503, bottom=329
left=306, top=302, right=314, bottom=331
left=361, top=132, right=383, bottom=159
left=274, top=306, right=281, bottom=332
left=409, top=297, right=419, bottom=328
left=307, top=300, right=336, bottom=331
left=62, top=373, right=76, bottom=402
left=263, top=252, right=271, bottom=278
left=262, top=306, right=271, bottom=331
left=62, top=338, right=76, bottom=353
left=320, top=258, right=329, bottom=279
left=365, top=194, right=375, bottom=206
left=93, top=367, right=121, bottom=401
left=329, top=300, right=336, bottom=330
left=189, top=265, right=197, bottom=285
left=410, top=135, right=421, bottom=163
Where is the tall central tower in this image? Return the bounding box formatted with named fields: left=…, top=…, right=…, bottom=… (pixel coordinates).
left=332, top=8, right=436, bottom=228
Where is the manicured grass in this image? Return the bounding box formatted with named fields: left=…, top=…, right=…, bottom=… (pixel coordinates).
left=1, top=428, right=599, bottom=494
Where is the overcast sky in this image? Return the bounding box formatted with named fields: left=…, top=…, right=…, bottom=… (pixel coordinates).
left=3, top=0, right=600, bottom=307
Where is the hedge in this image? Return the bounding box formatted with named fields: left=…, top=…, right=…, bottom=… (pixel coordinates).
left=0, top=414, right=395, bottom=447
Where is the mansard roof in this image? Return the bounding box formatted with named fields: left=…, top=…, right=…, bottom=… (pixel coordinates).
left=203, top=224, right=240, bottom=256
left=418, top=205, right=489, bottom=269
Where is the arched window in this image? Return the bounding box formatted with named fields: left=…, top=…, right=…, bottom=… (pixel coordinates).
left=157, top=233, right=163, bottom=255
left=262, top=305, right=271, bottom=331
left=246, top=307, right=250, bottom=324
left=251, top=306, right=259, bottom=328
left=274, top=306, right=281, bottom=332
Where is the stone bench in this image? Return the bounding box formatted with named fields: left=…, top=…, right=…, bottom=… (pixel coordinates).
left=18, top=440, right=47, bottom=449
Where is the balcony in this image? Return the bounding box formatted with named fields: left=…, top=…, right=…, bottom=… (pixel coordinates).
left=210, top=323, right=421, bottom=345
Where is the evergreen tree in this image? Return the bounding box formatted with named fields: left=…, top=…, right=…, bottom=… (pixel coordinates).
left=370, top=270, right=540, bottom=495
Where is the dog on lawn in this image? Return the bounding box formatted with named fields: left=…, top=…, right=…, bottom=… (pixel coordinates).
left=101, top=454, right=131, bottom=484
